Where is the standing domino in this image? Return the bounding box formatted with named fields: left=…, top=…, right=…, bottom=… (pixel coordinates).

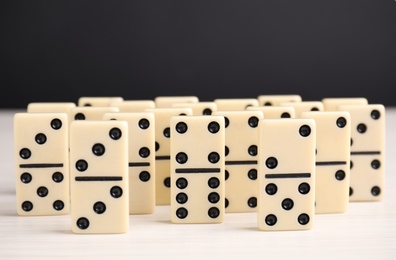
left=27, top=102, right=77, bottom=122
left=109, top=100, right=155, bottom=112
left=14, top=113, right=70, bottom=216
left=212, top=110, right=264, bottom=213
left=69, top=120, right=129, bottom=233
left=279, top=101, right=324, bottom=117
left=246, top=106, right=296, bottom=119
left=301, top=111, right=351, bottom=213
left=257, top=95, right=302, bottom=106
left=154, top=96, right=199, bottom=108
left=172, top=102, right=218, bottom=115
left=258, top=119, right=316, bottom=231
left=78, top=96, right=124, bottom=107
left=70, top=107, right=119, bottom=121
left=170, top=115, right=225, bottom=223
left=103, top=112, right=156, bottom=214
left=214, top=98, right=259, bottom=111
left=321, top=97, right=368, bottom=111
left=338, top=104, right=385, bottom=201
left=145, top=108, right=193, bottom=205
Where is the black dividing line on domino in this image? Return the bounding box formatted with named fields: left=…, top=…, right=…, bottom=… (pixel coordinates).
left=75, top=176, right=123, bottom=181
left=156, top=156, right=171, bottom=160
left=129, top=162, right=150, bottom=167
left=315, top=161, right=347, bottom=166
left=19, top=163, right=64, bottom=168
left=225, top=160, right=257, bottom=165
left=175, top=168, right=221, bottom=174
left=351, top=151, right=381, bottom=155
left=265, top=173, right=311, bottom=179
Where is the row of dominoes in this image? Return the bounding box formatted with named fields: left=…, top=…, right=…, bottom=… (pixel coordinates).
left=14, top=95, right=385, bottom=233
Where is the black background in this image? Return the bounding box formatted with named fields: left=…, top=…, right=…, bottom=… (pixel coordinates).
left=1, top=0, right=396, bottom=108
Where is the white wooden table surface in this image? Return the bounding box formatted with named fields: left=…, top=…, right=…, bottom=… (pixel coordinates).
left=1, top=108, right=395, bottom=260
